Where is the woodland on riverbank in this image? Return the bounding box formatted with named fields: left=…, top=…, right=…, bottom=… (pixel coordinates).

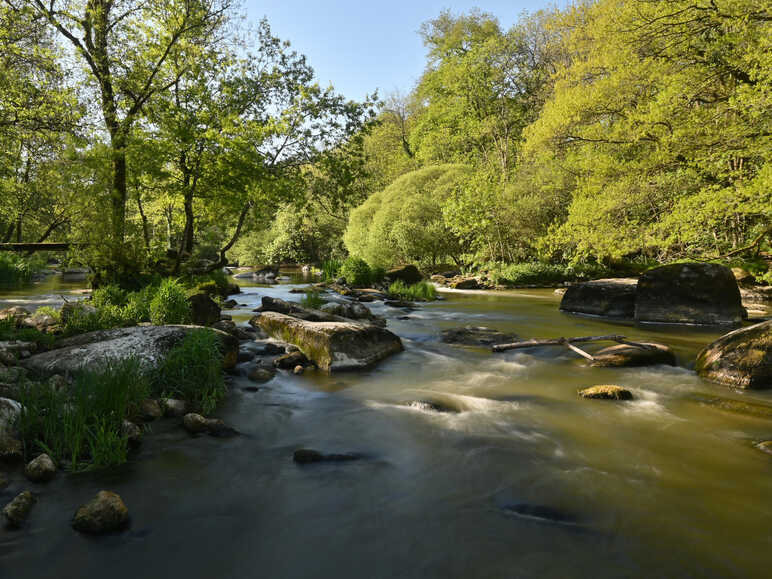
left=1, top=0, right=770, bottom=287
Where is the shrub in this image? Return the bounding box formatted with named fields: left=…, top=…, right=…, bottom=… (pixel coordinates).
left=339, top=257, right=372, bottom=288
left=482, top=261, right=609, bottom=286
left=149, top=278, right=191, bottom=325
left=388, top=280, right=437, bottom=301
left=154, top=329, right=225, bottom=414
left=16, top=358, right=150, bottom=470
left=321, top=258, right=342, bottom=282
left=91, top=284, right=128, bottom=308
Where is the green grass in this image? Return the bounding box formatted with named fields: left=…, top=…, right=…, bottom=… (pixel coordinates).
left=300, top=289, right=326, bottom=309
left=388, top=280, right=437, bottom=301
left=153, top=329, right=225, bottom=415
left=149, top=278, right=191, bottom=325
left=321, top=259, right=342, bottom=282
left=16, top=358, right=150, bottom=470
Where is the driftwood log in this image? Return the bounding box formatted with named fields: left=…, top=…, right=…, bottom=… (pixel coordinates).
left=491, top=334, right=658, bottom=361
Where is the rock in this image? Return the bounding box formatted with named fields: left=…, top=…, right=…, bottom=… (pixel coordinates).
left=188, top=293, right=221, bottom=326
left=222, top=299, right=238, bottom=309
left=406, top=400, right=458, bottom=413
left=238, top=349, right=256, bottom=363
left=247, top=366, right=276, bottom=383
left=21, top=313, right=58, bottom=333
left=22, top=325, right=239, bottom=376
left=3, top=491, right=36, bottom=529
left=258, top=312, right=404, bottom=372
left=385, top=265, right=422, bottom=285
left=121, top=420, right=143, bottom=446
left=695, top=320, right=772, bottom=389
left=635, top=263, right=743, bottom=325
left=559, top=278, right=638, bottom=319
left=430, top=274, right=447, bottom=284
left=161, top=398, right=187, bottom=417
left=139, top=399, right=162, bottom=421
left=756, top=441, right=772, bottom=455
left=273, top=351, right=310, bottom=369
left=441, top=326, right=519, bottom=347
left=0, top=306, right=30, bottom=323
left=590, top=342, right=676, bottom=367
left=732, top=267, right=755, bottom=286
left=261, top=342, right=286, bottom=355
left=320, top=301, right=374, bottom=321
left=60, top=302, right=97, bottom=324
left=293, top=365, right=305, bottom=375
left=293, top=449, right=361, bottom=464
left=72, top=491, right=129, bottom=534
left=212, top=319, right=237, bottom=334
left=449, top=277, right=480, bottom=290
left=182, top=413, right=209, bottom=434
left=740, top=286, right=772, bottom=304
left=0, top=434, right=23, bottom=462
left=384, top=300, right=414, bottom=308
left=687, top=393, right=772, bottom=419
left=0, top=397, right=21, bottom=434
left=24, top=453, right=56, bottom=483
left=225, top=283, right=241, bottom=296
left=48, top=374, right=67, bottom=390
left=203, top=418, right=238, bottom=438
left=256, top=296, right=343, bottom=322
left=0, top=364, right=28, bottom=384
left=578, top=385, right=634, bottom=400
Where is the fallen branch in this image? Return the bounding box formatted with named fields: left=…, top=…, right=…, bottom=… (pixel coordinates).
left=492, top=334, right=656, bottom=353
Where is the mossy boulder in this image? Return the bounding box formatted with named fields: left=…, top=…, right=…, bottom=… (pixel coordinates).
left=559, top=278, right=637, bottom=319
left=695, top=320, right=772, bottom=389
left=257, top=312, right=403, bottom=372
left=635, top=263, right=743, bottom=325
left=578, top=385, right=633, bottom=400
left=590, top=342, right=676, bottom=367
left=2, top=490, right=36, bottom=529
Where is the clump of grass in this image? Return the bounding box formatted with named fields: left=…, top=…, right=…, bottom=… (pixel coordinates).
left=16, top=358, right=150, bottom=470
left=153, top=329, right=224, bottom=415
left=388, top=280, right=437, bottom=301
left=300, top=289, right=325, bottom=309
left=321, top=259, right=342, bottom=282
left=149, top=278, right=191, bottom=325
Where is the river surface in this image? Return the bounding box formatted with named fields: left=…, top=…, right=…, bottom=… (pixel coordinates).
left=2, top=276, right=771, bottom=578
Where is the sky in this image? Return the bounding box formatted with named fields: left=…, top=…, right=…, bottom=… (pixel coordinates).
left=243, top=1, right=561, bottom=103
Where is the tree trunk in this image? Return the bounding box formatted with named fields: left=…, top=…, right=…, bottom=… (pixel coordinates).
left=110, top=130, right=128, bottom=253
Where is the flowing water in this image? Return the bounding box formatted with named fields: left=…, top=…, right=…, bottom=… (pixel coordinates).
left=2, top=276, right=771, bottom=578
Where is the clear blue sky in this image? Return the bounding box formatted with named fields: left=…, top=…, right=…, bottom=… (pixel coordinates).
left=243, top=1, right=562, bottom=102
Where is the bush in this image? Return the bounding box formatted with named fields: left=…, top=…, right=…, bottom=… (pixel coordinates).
left=154, top=329, right=225, bottom=414
left=388, top=280, right=437, bottom=301
left=482, top=261, right=609, bottom=286
left=339, top=257, right=373, bottom=288
left=91, top=284, right=128, bottom=308
left=16, top=358, right=150, bottom=470
left=149, top=278, right=191, bottom=325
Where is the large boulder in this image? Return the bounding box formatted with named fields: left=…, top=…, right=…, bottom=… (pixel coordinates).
left=695, top=320, right=772, bottom=389
left=257, top=312, right=403, bottom=372
left=21, top=325, right=238, bottom=377
left=560, top=279, right=638, bottom=319
left=385, top=265, right=422, bottom=285
left=188, top=293, right=221, bottom=326
left=635, top=263, right=743, bottom=325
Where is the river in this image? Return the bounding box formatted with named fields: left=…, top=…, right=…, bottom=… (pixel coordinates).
left=2, top=275, right=771, bottom=578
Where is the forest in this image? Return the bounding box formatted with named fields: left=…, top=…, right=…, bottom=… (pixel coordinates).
left=1, top=0, right=770, bottom=286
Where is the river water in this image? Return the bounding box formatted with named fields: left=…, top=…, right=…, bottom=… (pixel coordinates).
left=2, top=276, right=771, bottom=578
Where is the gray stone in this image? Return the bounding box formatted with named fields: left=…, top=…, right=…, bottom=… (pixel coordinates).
left=24, top=453, right=56, bottom=482
left=560, top=279, right=638, bottom=319
left=72, top=490, right=129, bottom=534
left=3, top=490, right=36, bottom=528
left=161, top=398, right=187, bottom=417
left=182, top=413, right=209, bottom=434
left=0, top=397, right=21, bottom=434
left=139, top=399, right=162, bottom=421
left=121, top=420, right=143, bottom=446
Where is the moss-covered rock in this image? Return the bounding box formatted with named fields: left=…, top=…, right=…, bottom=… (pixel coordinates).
left=695, top=320, right=772, bottom=389
left=590, top=342, right=676, bottom=367
left=2, top=490, right=36, bottom=529
left=560, top=278, right=638, bottom=319
left=72, top=490, right=128, bottom=534
left=578, top=385, right=634, bottom=400
left=257, top=312, right=403, bottom=372
left=635, top=263, right=743, bottom=325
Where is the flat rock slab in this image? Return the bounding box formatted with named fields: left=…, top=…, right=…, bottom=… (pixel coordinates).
left=560, top=278, right=638, bottom=319
left=589, top=342, right=676, bottom=368
left=22, top=325, right=238, bottom=377
left=695, top=320, right=772, bottom=389
left=257, top=312, right=403, bottom=372
left=635, top=263, right=743, bottom=325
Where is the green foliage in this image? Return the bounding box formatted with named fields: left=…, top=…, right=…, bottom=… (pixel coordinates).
left=344, top=165, right=472, bottom=268
left=482, top=262, right=609, bottom=287
left=388, top=280, right=437, bottom=301
left=0, top=318, right=54, bottom=348
left=154, top=329, right=225, bottom=415
left=91, top=284, right=128, bottom=308
left=16, top=359, right=150, bottom=470
left=149, top=278, right=191, bottom=325
left=339, top=257, right=373, bottom=288
left=321, top=258, right=342, bottom=281
left=0, top=255, right=42, bottom=286
left=300, top=290, right=326, bottom=309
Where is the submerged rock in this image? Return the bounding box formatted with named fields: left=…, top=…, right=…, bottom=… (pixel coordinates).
left=756, top=441, right=772, bottom=455
left=3, top=490, right=36, bottom=529
left=258, top=312, right=404, bottom=372
left=24, top=453, right=56, bottom=483
left=559, top=278, right=638, bottom=319
left=578, top=385, right=634, bottom=400
left=273, top=351, right=310, bottom=369
left=502, top=503, right=579, bottom=525
left=22, top=325, right=239, bottom=377
left=686, top=393, right=772, bottom=419
left=635, top=263, right=743, bottom=325
left=121, top=420, right=143, bottom=447
left=247, top=366, right=276, bottom=383
left=441, top=326, right=519, bottom=347
left=293, top=449, right=361, bottom=464
left=695, top=320, right=772, bottom=389
left=589, top=342, right=676, bottom=368
left=182, top=413, right=237, bottom=437
left=406, top=400, right=458, bottom=413
left=72, top=490, right=129, bottom=534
